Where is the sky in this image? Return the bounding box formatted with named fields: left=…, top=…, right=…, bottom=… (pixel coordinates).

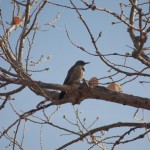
left=0, top=0, right=150, bottom=150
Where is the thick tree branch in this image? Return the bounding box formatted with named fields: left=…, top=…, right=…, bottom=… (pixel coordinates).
left=1, top=75, right=150, bottom=110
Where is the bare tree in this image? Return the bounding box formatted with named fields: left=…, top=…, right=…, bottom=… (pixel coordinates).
left=0, top=0, right=150, bottom=150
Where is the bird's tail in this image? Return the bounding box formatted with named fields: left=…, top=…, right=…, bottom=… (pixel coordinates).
left=59, top=91, right=66, bottom=100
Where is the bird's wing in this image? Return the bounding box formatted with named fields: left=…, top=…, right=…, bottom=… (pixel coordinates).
left=63, top=65, right=75, bottom=85
left=63, top=66, right=84, bottom=85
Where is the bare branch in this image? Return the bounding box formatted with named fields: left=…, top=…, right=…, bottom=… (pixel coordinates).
left=57, top=122, right=150, bottom=150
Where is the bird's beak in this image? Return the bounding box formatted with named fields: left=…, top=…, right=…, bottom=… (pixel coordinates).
left=84, top=62, right=90, bottom=65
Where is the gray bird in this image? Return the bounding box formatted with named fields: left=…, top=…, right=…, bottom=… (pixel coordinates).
left=59, top=60, right=89, bottom=100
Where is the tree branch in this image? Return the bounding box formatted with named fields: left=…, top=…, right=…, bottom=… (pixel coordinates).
left=57, top=122, right=150, bottom=150
left=1, top=74, right=150, bottom=110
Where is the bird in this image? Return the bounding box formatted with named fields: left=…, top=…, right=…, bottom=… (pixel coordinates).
left=59, top=60, right=90, bottom=100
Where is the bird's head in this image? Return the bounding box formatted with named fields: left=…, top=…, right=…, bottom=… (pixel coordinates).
left=75, top=60, right=90, bottom=66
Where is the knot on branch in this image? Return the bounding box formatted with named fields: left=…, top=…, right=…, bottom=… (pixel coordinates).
left=132, top=50, right=140, bottom=58
left=89, top=4, right=96, bottom=11
left=134, top=33, right=147, bottom=44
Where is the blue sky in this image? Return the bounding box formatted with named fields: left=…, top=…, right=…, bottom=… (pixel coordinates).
left=0, top=0, right=150, bottom=150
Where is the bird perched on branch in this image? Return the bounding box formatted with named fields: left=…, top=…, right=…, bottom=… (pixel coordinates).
left=59, top=60, right=90, bottom=100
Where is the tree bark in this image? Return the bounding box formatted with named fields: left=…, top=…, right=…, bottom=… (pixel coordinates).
left=1, top=74, right=150, bottom=110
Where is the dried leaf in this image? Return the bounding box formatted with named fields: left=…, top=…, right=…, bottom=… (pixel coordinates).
left=88, top=77, right=99, bottom=87
left=13, top=16, right=21, bottom=26
left=107, top=82, right=122, bottom=92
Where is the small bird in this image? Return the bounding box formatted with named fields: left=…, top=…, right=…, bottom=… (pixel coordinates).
left=59, top=60, right=90, bottom=100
